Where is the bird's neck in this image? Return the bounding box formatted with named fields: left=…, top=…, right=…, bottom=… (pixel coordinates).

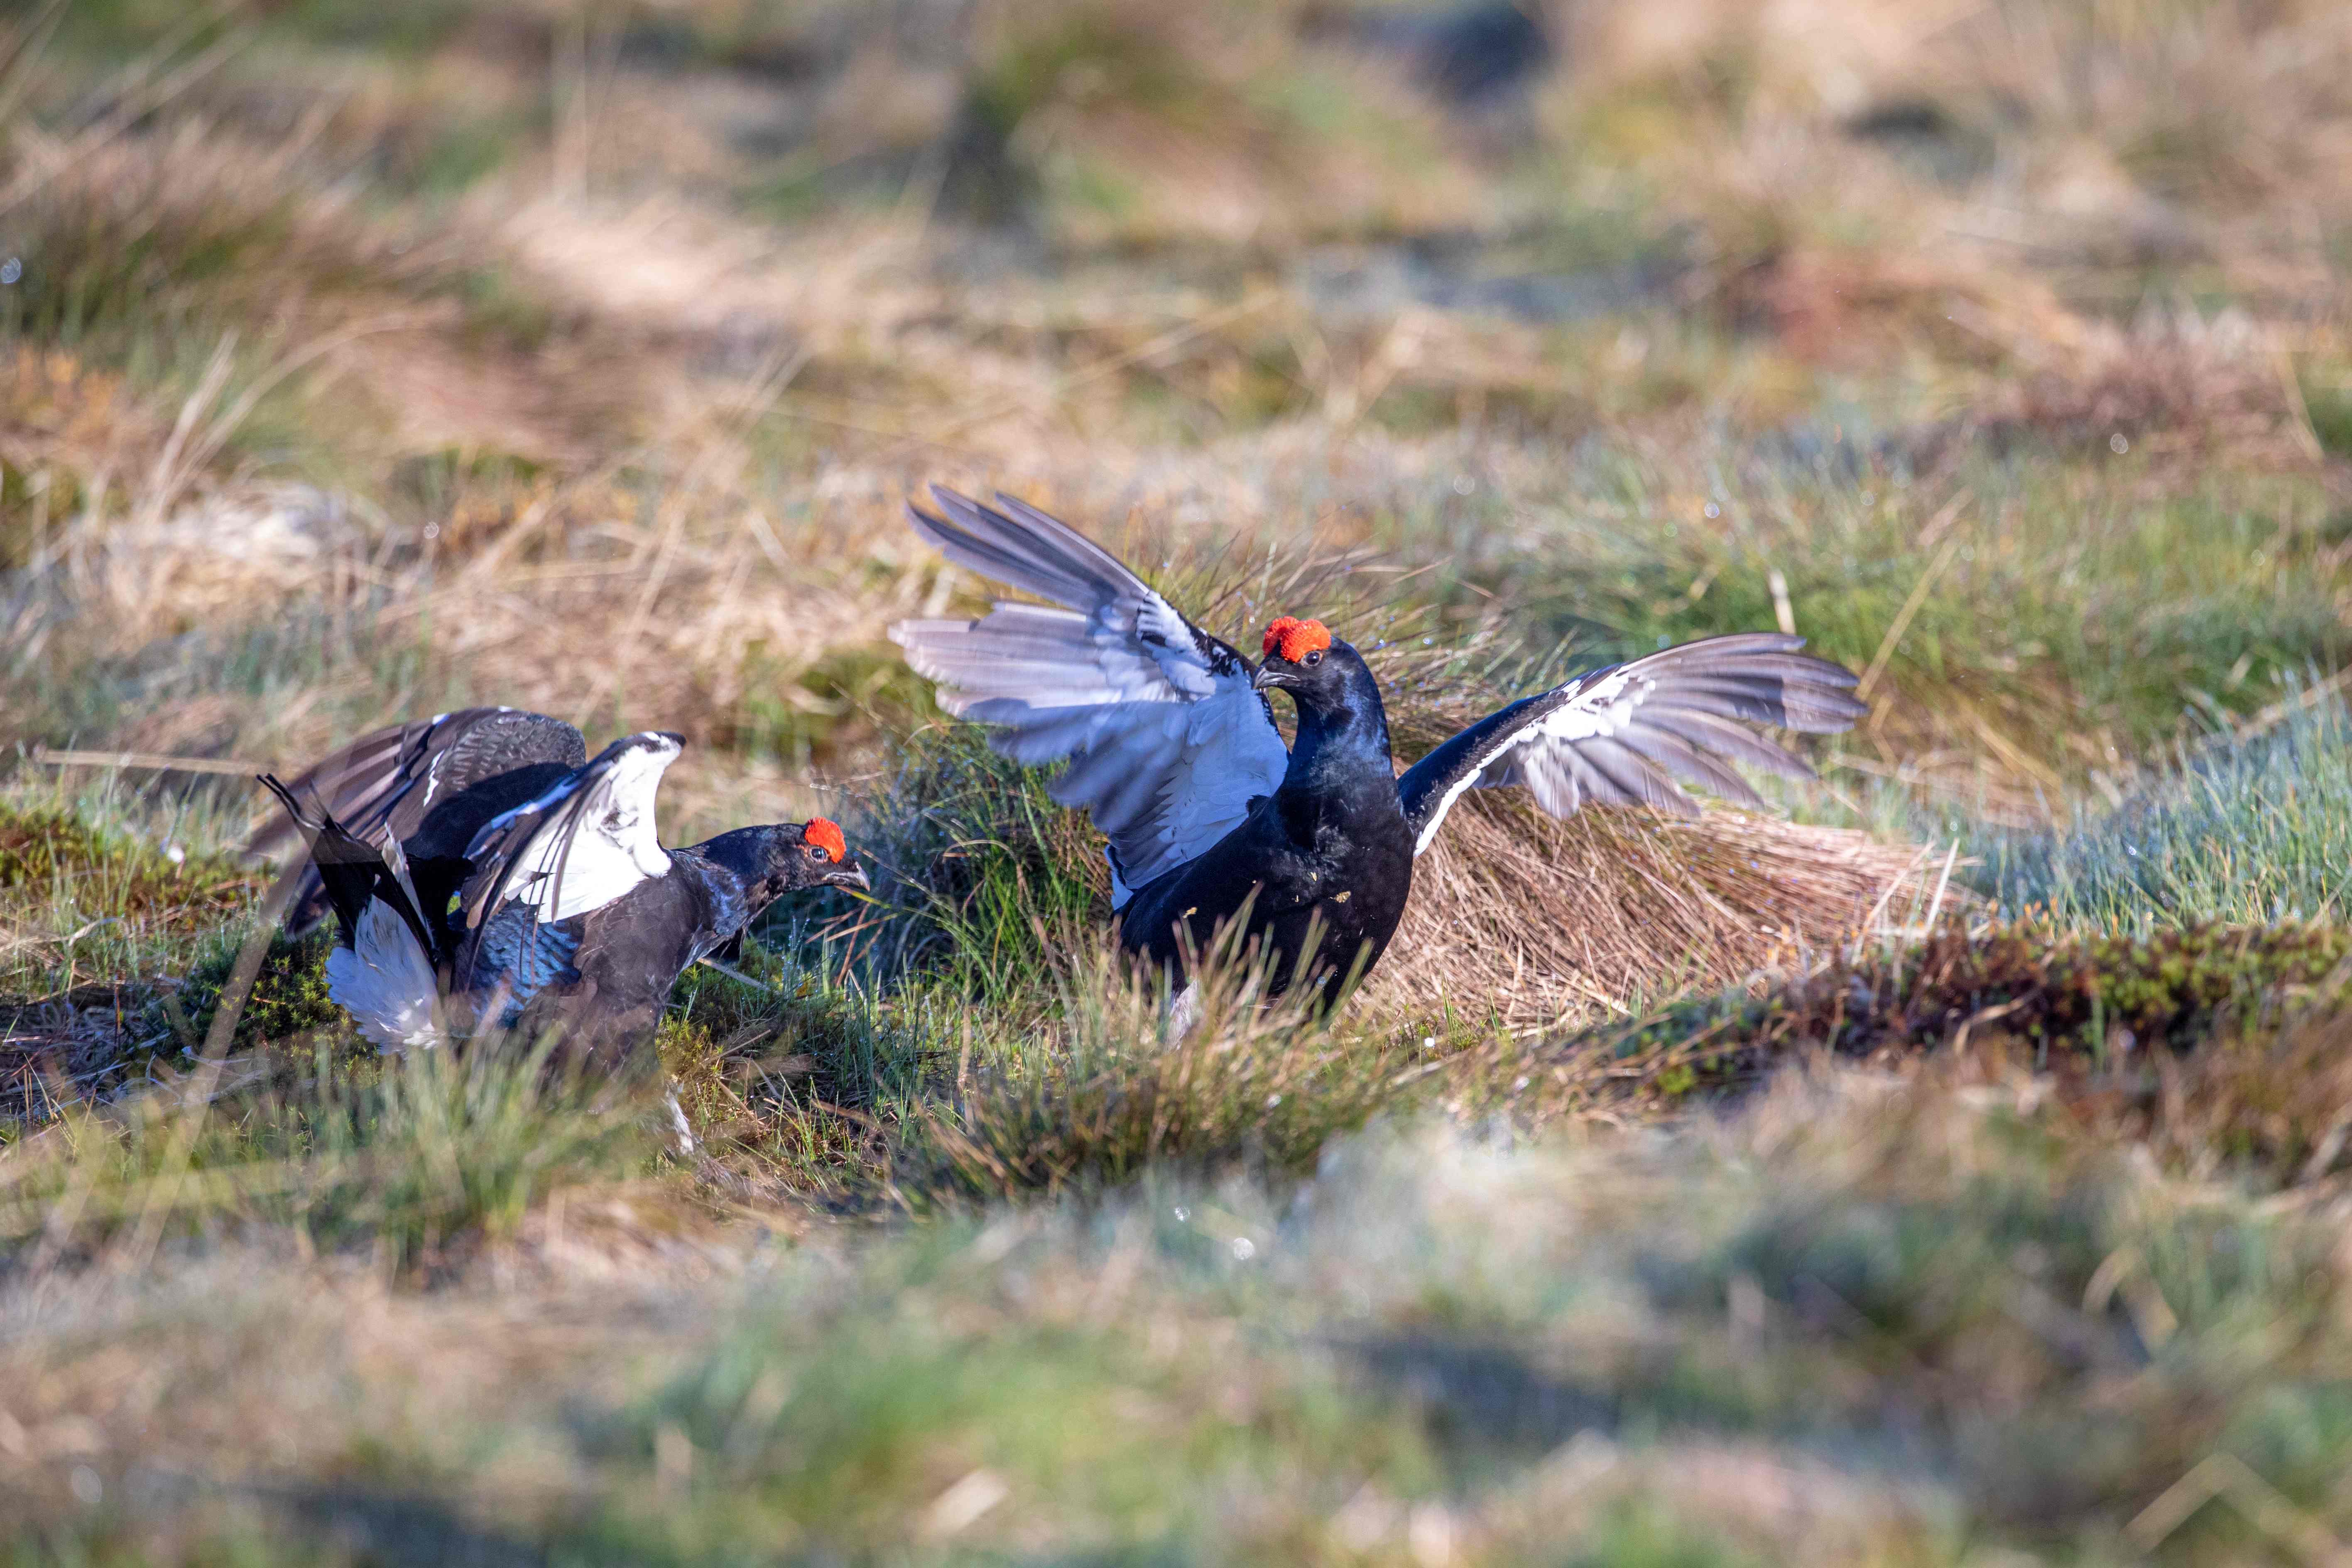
left=671, top=844, right=758, bottom=942
left=1286, top=681, right=1394, bottom=792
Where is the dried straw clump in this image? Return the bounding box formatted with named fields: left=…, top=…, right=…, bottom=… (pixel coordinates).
left=0, top=351, right=163, bottom=482
left=1895, top=299, right=2330, bottom=472
left=90, top=484, right=372, bottom=635
left=1370, top=791, right=1937, bottom=1031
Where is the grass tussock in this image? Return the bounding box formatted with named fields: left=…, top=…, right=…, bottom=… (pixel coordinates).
left=1382, top=787, right=1939, bottom=1030
left=655, top=943, right=944, bottom=1202
left=0, top=1033, right=661, bottom=1276
left=831, top=723, right=1111, bottom=1002
left=903, top=923, right=1422, bottom=1204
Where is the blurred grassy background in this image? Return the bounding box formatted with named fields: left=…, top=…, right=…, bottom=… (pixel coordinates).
left=7, top=0, right=2352, bottom=1560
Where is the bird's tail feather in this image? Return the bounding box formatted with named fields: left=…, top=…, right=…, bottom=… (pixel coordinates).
left=326, top=894, right=448, bottom=1053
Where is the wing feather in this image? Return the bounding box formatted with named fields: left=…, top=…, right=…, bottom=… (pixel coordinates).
left=1573, top=733, right=1688, bottom=811
left=255, top=773, right=440, bottom=960
left=889, top=488, right=1287, bottom=906
left=251, top=707, right=587, bottom=934
left=1607, top=724, right=1766, bottom=805
left=452, top=733, right=682, bottom=987
left=1399, top=633, right=1866, bottom=854
left=1647, top=708, right=1823, bottom=779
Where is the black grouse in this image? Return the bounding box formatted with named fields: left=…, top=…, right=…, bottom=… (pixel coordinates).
left=259, top=725, right=867, bottom=1063
left=889, top=488, right=1868, bottom=1011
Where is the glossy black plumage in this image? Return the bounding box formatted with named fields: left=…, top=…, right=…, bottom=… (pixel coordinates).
left=891, top=489, right=1870, bottom=1012
left=257, top=774, right=437, bottom=972
left=488, top=820, right=866, bottom=1066
left=1120, top=641, right=1415, bottom=1007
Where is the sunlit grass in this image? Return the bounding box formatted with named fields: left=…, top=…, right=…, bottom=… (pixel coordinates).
left=1973, top=696, right=2352, bottom=930
left=0, top=1030, right=657, bottom=1272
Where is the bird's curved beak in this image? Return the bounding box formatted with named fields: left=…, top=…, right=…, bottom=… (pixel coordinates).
left=826, top=862, right=872, bottom=893
left=1252, top=664, right=1295, bottom=693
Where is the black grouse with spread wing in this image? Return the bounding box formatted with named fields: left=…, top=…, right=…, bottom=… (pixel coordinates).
left=889, top=488, right=1868, bottom=1009
left=260, top=723, right=867, bottom=1065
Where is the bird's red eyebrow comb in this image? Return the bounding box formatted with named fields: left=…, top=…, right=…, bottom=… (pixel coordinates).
left=804, top=818, right=847, bottom=860
left=1262, top=617, right=1331, bottom=662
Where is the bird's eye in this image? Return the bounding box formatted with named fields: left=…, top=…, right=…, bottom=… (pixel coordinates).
left=1303, top=650, right=1324, bottom=666
left=807, top=844, right=831, bottom=862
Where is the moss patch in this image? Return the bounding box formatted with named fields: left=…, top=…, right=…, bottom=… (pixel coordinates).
left=157, top=926, right=349, bottom=1055
left=1589, top=921, right=2352, bottom=1099
left=0, top=806, right=256, bottom=933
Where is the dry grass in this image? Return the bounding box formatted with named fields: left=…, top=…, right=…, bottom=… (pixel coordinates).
left=2103, top=1003, right=2352, bottom=1194
left=10, top=0, right=2350, bottom=811
left=0, top=0, right=2342, bottom=1094
left=1379, top=786, right=1939, bottom=1031
left=9, top=0, right=2345, bottom=1133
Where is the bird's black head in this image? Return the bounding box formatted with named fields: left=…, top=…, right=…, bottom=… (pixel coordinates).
left=694, top=818, right=870, bottom=910
left=1253, top=617, right=1391, bottom=762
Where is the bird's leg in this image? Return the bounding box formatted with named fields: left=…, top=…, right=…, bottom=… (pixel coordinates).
left=1164, top=982, right=1202, bottom=1046
left=664, top=1086, right=698, bottom=1159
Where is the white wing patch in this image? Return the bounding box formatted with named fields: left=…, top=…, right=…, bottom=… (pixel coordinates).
left=1398, top=634, right=1868, bottom=858
left=478, top=734, right=679, bottom=923
left=1530, top=670, right=1637, bottom=742
left=1410, top=671, right=1640, bottom=856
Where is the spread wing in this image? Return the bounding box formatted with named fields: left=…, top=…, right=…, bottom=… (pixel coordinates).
left=451, top=732, right=682, bottom=987
left=1396, top=633, right=1867, bottom=854
left=888, top=488, right=1289, bottom=909
left=248, top=707, right=587, bottom=933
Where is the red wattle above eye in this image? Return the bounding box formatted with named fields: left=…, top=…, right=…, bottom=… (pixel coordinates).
left=1260, top=617, right=1332, bottom=663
